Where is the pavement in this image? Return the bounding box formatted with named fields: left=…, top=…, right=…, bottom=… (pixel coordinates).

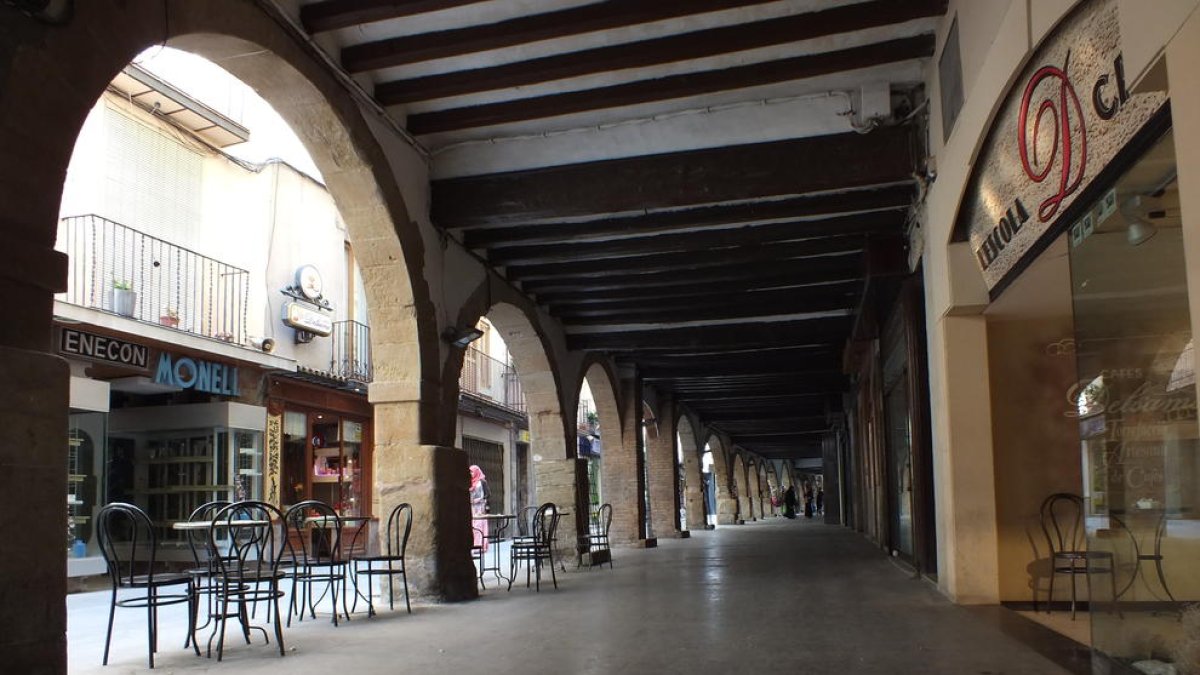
left=67, top=518, right=1078, bottom=674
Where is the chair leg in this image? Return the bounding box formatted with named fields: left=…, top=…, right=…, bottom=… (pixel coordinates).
left=1070, top=572, right=1078, bottom=620
left=1155, top=558, right=1176, bottom=602
left=402, top=566, right=411, bottom=614
left=102, top=588, right=117, bottom=666
left=549, top=550, right=558, bottom=590
left=1108, top=566, right=1122, bottom=618
left=188, top=583, right=200, bottom=657
left=272, top=585, right=286, bottom=656
left=1047, top=571, right=1056, bottom=615
left=147, top=588, right=156, bottom=668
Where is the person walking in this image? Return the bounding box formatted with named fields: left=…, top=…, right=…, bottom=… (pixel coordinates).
left=803, top=482, right=814, bottom=519
left=783, top=485, right=797, bottom=519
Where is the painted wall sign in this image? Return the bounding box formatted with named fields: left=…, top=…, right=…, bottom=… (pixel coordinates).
left=282, top=301, right=333, bottom=336
left=153, top=353, right=240, bottom=396
left=58, top=327, right=148, bottom=370
left=955, top=0, right=1168, bottom=291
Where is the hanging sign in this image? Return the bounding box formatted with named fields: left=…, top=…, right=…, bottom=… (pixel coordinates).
left=954, top=0, right=1168, bottom=292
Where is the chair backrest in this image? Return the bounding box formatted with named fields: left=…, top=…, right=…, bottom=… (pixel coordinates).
left=96, top=502, right=159, bottom=588
left=285, top=500, right=341, bottom=564
left=210, top=501, right=287, bottom=580
left=186, top=500, right=231, bottom=569
left=1040, top=493, right=1086, bottom=555
left=596, top=503, right=613, bottom=537
left=384, top=502, right=413, bottom=558
left=518, top=505, right=538, bottom=537
left=532, top=502, right=559, bottom=547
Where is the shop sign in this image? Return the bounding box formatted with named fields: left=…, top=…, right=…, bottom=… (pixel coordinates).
left=282, top=301, right=333, bottom=337
left=955, top=0, right=1168, bottom=291
left=58, top=327, right=149, bottom=370
left=153, top=353, right=240, bottom=396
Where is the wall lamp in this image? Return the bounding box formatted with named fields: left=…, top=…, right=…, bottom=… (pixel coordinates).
left=443, top=326, right=484, bottom=349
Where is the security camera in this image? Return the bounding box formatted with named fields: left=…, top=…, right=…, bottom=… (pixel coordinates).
left=250, top=337, right=276, bottom=353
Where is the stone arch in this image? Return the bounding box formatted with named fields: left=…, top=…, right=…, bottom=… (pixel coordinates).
left=705, top=433, right=738, bottom=525
left=0, top=2, right=452, bottom=665
left=758, top=462, right=773, bottom=517
left=765, top=463, right=781, bottom=517
left=580, top=357, right=621, bottom=505
left=732, top=452, right=750, bottom=524
left=676, top=410, right=706, bottom=531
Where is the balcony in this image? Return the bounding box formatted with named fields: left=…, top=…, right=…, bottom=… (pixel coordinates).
left=56, top=214, right=249, bottom=345
left=329, top=320, right=372, bottom=383
left=459, top=345, right=526, bottom=415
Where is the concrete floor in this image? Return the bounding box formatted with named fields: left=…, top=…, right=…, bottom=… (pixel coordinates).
left=67, top=518, right=1077, bottom=674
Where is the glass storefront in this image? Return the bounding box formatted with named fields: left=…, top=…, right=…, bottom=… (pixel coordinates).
left=280, top=408, right=371, bottom=516
left=67, top=411, right=106, bottom=556
left=1068, top=129, right=1200, bottom=668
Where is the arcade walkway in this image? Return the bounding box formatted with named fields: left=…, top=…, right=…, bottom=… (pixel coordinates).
left=67, top=520, right=1082, bottom=674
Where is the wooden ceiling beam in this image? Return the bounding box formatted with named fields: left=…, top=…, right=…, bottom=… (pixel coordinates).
left=433, top=130, right=914, bottom=226
left=549, top=282, right=860, bottom=316
left=407, top=36, right=934, bottom=133
left=522, top=254, right=863, bottom=294
left=375, top=0, right=946, bottom=101
left=566, top=316, right=851, bottom=351
left=336, top=0, right=776, bottom=67
left=301, top=0, right=486, bottom=33
left=507, top=236, right=865, bottom=282
left=464, top=185, right=912, bottom=242
left=562, top=297, right=856, bottom=327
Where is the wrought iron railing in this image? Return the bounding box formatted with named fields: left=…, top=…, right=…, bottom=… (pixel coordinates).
left=460, top=345, right=526, bottom=414
left=330, top=320, right=372, bottom=382
left=56, top=214, right=250, bottom=344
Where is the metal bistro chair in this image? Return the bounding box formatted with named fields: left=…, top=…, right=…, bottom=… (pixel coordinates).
left=515, top=505, right=539, bottom=542
left=580, top=503, right=613, bottom=569
left=207, top=501, right=288, bottom=661
left=351, top=502, right=412, bottom=615
left=182, top=500, right=231, bottom=638
left=96, top=502, right=199, bottom=668
left=509, top=502, right=560, bottom=592
left=284, top=500, right=350, bottom=626
left=1038, top=493, right=1120, bottom=619
left=471, top=525, right=488, bottom=588
left=1111, top=511, right=1175, bottom=603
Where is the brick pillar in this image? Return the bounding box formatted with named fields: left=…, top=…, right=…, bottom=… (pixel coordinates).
left=681, top=441, right=706, bottom=531
left=373, top=405, right=477, bottom=601
left=534, top=458, right=588, bottom=567
left=606, top=370, right=646, bottom=544
left=647, top=395, right=681, bottom=539
left=712, top=447, right=739, bottom=525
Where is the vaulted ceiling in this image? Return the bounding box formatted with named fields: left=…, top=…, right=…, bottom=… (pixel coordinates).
left=294, top=0, right=946, bottom=459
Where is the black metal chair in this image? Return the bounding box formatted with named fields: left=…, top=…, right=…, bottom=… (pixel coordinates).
left=284, top=500, right=350, bottom=626
left=182, top=500, right=231, bottom=638
left=351, top=502, right=412, bottom=615
left=207, top=501, right=288, bottom=661
left=1111, top=511, right=1175, bottom=602
left=509, top=502, right=560, bottom=591
left=1038, top=493, right=1120, bottom=619
left=580, top=503, right=613, bottom=569
left=471, top=525, right=488, bottom=588
left=96, top=502, right=198, bottom=668
left=515, top=505, right=539, bottom=541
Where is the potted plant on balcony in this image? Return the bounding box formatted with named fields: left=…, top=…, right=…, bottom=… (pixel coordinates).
left=111, top=279, right=136, bottom=317
left=159, top=307, right=179, bottom=328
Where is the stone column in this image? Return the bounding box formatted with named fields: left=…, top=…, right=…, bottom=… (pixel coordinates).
left=681, top=443, right=706, bottom=532
left=606, top=370, right=646, bottom=544
left=647, top=395, right=681, bottom=539
left=712, top=448, right=739, bottom=525
left=373, top=403, right=477, bottom=602
left=534, top=458, right=589, bottom=567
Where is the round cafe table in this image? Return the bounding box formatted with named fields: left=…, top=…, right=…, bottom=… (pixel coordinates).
left=474, top=513, right=515, bottom=587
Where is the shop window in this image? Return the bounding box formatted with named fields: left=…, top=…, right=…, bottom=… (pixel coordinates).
left=1069, top=129, right=1199, bottom=667
left=279, top=408, right=371, bottom=517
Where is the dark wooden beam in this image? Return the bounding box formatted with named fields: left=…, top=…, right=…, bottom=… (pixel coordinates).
left=550, top=282, right=860, bottom=316
left=433, top=130, right=914, bottom=226
left=507, top=236, right=865, bottom=282
left=301, top=0, right=485, bottom=34
left=406, top=35, right=935, bottom=133
left=533, top=275, right=861, bottom=307
left=375, top=0, right=946, bottom=101
left=700, top=409, right=830, bottom=422
left=471, top=200, right=909, bottom=258
left=642, top=359, right=839, bottom=379
left=566, top=317, right=852, bottom=351
left=561, top=296, right=856, bottom=327
left=675, top=391, right=837, bottom=403
left=522, top=255, right=863, bottom=294
left=339, top=0, right=777, bottom=69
